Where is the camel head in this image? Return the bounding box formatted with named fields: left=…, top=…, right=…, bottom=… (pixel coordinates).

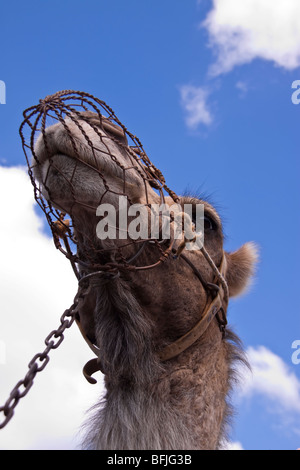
left=23, top=91, right=258, bottom=373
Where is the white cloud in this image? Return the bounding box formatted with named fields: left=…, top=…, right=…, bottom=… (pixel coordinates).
left=235, top=81, right=249, bottom=97
left=202, top=0, right=300, bottom=75
left=222, top=441, right=244, bottom=450
left=0, top=166, right=102, bottom=449
left=179, top=84, right=213, bottom=129
left=240, top=346, right=300, bottom=415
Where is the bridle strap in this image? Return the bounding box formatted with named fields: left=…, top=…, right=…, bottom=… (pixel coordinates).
left=158, top=292, right=224, bottom=361
left=158, top=250, right=228, bottom=362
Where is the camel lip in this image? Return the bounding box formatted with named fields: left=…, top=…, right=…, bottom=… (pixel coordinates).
left=33, top=120, right=147, bottom=198
left=40, top=133, right=87, bottom=163
left=42, top=139, right=126, bottom=184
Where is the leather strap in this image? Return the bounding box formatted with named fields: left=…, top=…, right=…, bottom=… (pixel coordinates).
left=159, top=252, right=227, bottom=361
left=81, top=289, right=225, bottom=382
left=83, top=358, right=99, bottom=384
left=158, top=292, right=223, bottom=361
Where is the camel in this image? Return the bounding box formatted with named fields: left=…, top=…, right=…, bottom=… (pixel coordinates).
left=32, top=103, right=257, bottom=450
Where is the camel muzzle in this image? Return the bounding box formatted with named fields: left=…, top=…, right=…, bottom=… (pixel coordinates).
left=20, top=90, right=179, bottom=277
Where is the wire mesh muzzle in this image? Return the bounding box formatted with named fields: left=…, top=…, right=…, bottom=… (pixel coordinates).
left=19, top=90, right=180, bottom=277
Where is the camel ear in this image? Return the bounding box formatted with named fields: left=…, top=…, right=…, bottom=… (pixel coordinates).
left=225, top=242, right=259, bottom=297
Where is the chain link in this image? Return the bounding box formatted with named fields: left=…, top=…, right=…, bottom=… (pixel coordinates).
left=0, top=285, right=88, bottom=429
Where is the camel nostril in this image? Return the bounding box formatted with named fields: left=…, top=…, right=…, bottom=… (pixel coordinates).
left=50, top=167, right=59, bottom=177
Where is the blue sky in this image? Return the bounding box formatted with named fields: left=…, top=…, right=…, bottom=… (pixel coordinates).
left=0, top=0, right=300, bottom=450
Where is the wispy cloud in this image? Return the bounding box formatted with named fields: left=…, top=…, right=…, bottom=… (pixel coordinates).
left=240, top=346, right=300, bottom=417
left=235, top=81, right=249, bottom=98
left=179, top=84, right=213, bottom=130
left=202, top=0, right=300, bottom=76
left=222, top=441, right=244, bottom=450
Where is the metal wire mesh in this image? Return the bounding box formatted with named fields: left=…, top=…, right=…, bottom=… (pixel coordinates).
left=19, top=90, right=180, bottom=278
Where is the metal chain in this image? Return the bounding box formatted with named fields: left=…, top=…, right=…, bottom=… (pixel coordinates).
left=0, top=285, right=88, bottom=429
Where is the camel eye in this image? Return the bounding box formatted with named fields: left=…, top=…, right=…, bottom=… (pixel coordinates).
left=192, top=214, right=216, bottom=232
left=204, top=215, right=217, bottom=231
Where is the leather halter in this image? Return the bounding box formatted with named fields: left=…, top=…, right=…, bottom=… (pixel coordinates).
left=158, top=249, right=228, bottom=361
left=78, top=245, right=229, bottom=384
